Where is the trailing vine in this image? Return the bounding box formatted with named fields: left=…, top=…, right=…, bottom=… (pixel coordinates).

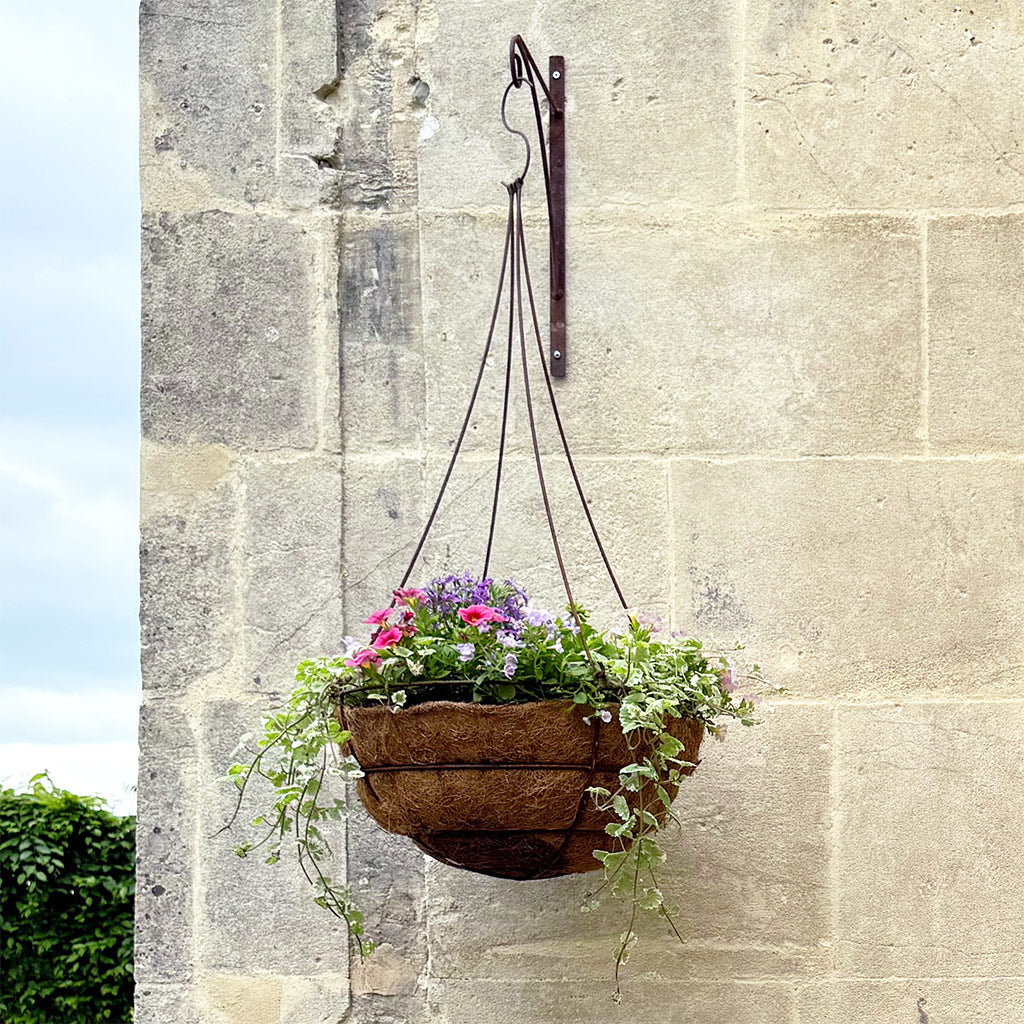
left=221, top=574, right=770, bottom=991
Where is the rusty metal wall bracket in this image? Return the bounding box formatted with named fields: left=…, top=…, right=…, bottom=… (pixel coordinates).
left=507, top=36, right=568, bottom=378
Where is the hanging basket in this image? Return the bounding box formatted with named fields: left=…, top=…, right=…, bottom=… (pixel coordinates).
left=341, top=698, right=703, bottom=880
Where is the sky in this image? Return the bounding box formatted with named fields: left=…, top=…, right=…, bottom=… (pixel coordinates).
left=0, top=0, right=140, bottom=814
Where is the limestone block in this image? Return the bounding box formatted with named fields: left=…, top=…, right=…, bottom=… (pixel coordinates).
left=345, top=797, right=429, bottom=1023
left=135, top=701, right=197, bottom=983
left=670, top=458, right=1024, bottom=698
left=279, top=974, right=351, bottom=1024
left=418, top=211, right=922, bottom=457
left=796, top=979, right=1024, bottom=1024
left=340, top=213, right=425, bottom=451
left=201, top=975, right=281, bottom=1024
left=426, top=704, right=829, bottom=980
left=142, top=211, right=318, bottom=449
left=415, top=2, right=739, bottom=210
left=135, top=981, right=200, bottom=1024
left=834, top=702, right=1024, bottom=977
left=241, top=456, right=344, bottom=694
left=745, top=0, right=1024, bottom=207
left=140, top=456, right=236, bottom=691
left=198, top=700, right=350, bottom=974
left=341, top=455, right=426, bottom=629
left=139, top=0, right=276, bottom=207
left=428, top=979, right=793, bottom=1024
left=928, top=215, right=1024, bottom=451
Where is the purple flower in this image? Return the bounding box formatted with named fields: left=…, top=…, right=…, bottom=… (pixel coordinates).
left=524, top=607, right=553, bottom=628
left=599, top=709, right=613, bottom=724
left=455, top=642, right=475, bottom=662
left=496, top=630, right=523, bottom=649
left=637, top=611, right=664, bottom=633
left=721, top=665, right=737, bottom=693
left=502, top=653, right=518, bottom=678
left=551, top=637, right=563, bottom=653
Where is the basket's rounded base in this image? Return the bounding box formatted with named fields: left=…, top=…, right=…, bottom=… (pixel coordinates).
left=410, top=829, right=607, bottom=880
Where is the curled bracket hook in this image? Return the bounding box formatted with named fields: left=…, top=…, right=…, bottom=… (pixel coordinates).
left=502, top=35, right=568, bottom=378
left=500, top=80, right=531, bottom=184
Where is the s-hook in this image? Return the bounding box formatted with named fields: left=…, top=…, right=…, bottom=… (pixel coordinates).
left=505, top=35, right=567, bottom=378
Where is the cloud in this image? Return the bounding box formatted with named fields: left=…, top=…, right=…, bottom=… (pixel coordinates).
left=0, top=686, right=138, bottom=745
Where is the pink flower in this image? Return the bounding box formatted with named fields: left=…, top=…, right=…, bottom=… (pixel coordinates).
left=372, top=626, right=404, bottom=649
left=720, top=666, right=737, bottom=693
left=344, top=648, right=380, bottom=669
left=457, top=604, right=508, bottom=627
left=362, top=608, right=392, bottom=626
left=393, top=588, right=425, bottom=603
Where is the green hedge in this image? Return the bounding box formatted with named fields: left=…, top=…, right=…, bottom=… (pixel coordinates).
left=0, top=775, right=135, bottom=1023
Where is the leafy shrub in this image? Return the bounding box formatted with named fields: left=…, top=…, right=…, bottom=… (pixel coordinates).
left=0, top=774, right=135, bottom=1023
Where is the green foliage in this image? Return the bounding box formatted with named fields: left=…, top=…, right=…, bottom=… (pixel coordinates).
left=221, top=577, right=774, bottom=992
left=0, top=774, right=135, bottom=1023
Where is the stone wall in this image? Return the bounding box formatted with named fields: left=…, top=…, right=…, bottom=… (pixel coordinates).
left=138, top=1, right=1024, bottom=1021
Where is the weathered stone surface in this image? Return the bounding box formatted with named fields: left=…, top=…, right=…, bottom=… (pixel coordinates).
left=796, top=979, right=1024, bottom=1024
left=834, top=702, right=1024, bottom=977
left=671, top=458, right=1024, bottom=697
left=340, top=213, right=425, bottom=451
left=199, top=700, right=350, bottom=975
left=415, top=2, right=739, bottom=210
left=241, top=455, right=343, bottom=693
left=137, top=0, right=1024, bottom=1017
left=745, top=0, right=1024, bottom=207
left=142, top=211, right=318, bottom=449
left=419, top=211, right=922, bottom=456
left=427, top=704, right=829, bottom=980
left=140, top=459, right=235, bottom=691
left=428, top=979, right=793, bottom=1024
left=201, top=974, right=281, bottom=1024
left=135, top=981, right=201, bottom=1024
left=929, top=215, right=1024, bottom=451
left=346, top=804, right=428, bottom=1022
left=341, top=455, right=426, bottom=627
left=135, top=701, right=197, bottom=982
left=139, top=0, right=276, bottom=207
left=279, top=974, right=351, bottom=1024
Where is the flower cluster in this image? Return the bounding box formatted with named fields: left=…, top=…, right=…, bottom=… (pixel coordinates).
left=329, top=574, right=763, bottom=724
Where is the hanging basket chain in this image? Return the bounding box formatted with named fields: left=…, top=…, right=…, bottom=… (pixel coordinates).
left=481, top=183, right=519, bottom=579
left=399, top=189, right=516, bottom=590
left=397, top=44, right=629, bottom=654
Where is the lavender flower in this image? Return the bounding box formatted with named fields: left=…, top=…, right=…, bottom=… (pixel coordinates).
left=599, top=709, right=613, bottom=723
left=502, top=653, right=518, bottom=678
left=423, top=573, right=530, bottom=623
left=524, top=607, right=553, bottom=629
left=496, top=630, right=523, bottom=649
left=455, top=643, right=475, bottom=662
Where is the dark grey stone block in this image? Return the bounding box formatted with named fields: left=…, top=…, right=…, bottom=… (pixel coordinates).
left=142, top=211, right=318, bottom=449
left=135, top=701, right=197, bottom=983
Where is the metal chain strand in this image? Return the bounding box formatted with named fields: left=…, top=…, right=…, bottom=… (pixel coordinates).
left=514, top=174, right=629, bottom=610
left=398, top=55, right=629, bottom=649
left=482, top=184, right=519, bottom=578
left=399, top=188, right=516, bottom=589
left=511, top=182, right=600, bottom=677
